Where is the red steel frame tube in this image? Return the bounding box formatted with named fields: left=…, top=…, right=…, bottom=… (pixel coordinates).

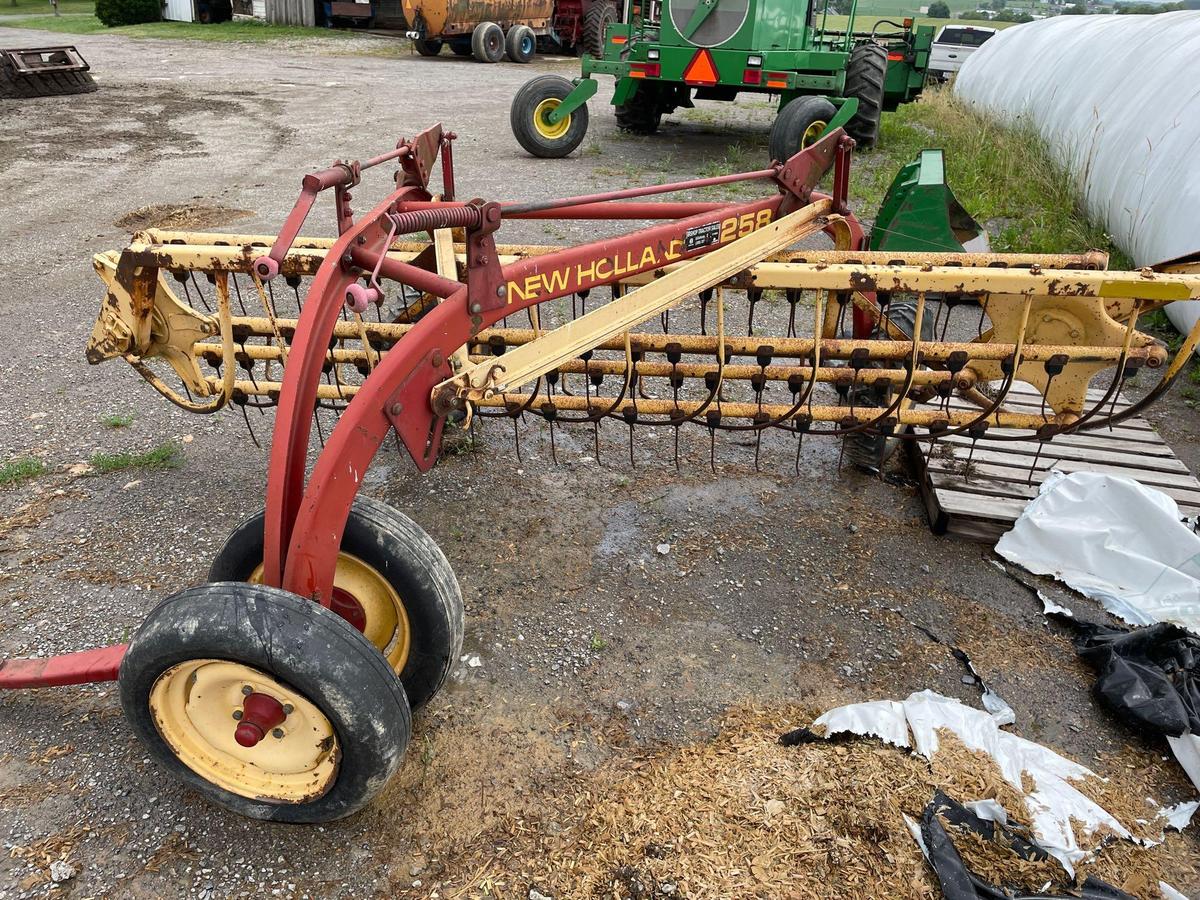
left=270, top=191, right=863, bottom=604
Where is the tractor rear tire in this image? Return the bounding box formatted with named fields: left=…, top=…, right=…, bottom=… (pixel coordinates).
left=119, top=582, right=411, bottom=822
left=511, top=74, right=590, bottom=158
left=844, top=41, right=887, bottom=149
left=615, top=82, right=663, bottom=135
left=768, top=96, right=837, bottom=164
left=581, top=1, right=616, bottom=59
left=472, top=21, right=505, bottom=63
left=413, top=38, right=443, bottom=57
left=505, top=25, right=536, bottom=63
left=0, top=53, right=97, bottom=99
left=208, top=496, right=464, bottom=712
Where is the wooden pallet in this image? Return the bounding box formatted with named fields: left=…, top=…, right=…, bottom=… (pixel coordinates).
left=907, top=383, right=1200, bottom=542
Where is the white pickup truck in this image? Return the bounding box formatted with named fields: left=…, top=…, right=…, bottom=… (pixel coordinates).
left=928, top=25, right=998, bottom=80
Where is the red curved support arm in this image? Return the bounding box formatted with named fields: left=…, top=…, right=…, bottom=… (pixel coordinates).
left=261, top=185, right=429, bottom=588
left=277, top=198, right=865, bottom=603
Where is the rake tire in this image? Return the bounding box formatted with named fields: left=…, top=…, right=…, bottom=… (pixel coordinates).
left=511, top=74, right=590, bottom=158
left=472, top=21, right=505, bottom=63
left=119, top=582, right=411, bottom=822
left=843, top=41, right=887, bottom=149
left=0, top=54, right=97, bottom=99
left=209, top=497, right=464, bottom=711
left=413, top=38, right=443, bottom=56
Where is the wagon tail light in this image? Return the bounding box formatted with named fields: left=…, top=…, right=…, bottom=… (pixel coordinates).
left=765, top=72, right=789, bottom=89
left=888, top=52, right=905, bottom=61
left=682, top=48, right=719, bottom=86
left=630, top=61, right=661, bottom=78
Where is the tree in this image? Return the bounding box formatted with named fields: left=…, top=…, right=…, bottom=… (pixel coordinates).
left=1062, top=3, right=1087, bottom=11
left=928, top=0, right=951, bottom=15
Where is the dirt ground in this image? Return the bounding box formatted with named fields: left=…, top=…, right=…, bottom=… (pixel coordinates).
left=1, top=26, right=1198, bottom=900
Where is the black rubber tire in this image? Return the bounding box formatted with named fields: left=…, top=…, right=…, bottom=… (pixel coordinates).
left=767, top=95, right=837, bottom=164
left=0, top=56, right=97, bottom=99
left=505, top=24, right=536, bottom=63
left=840, top=298, right=933, bottom=471
left=615, top=82, right=663, bottom=135
left=472, top=21, right=505, bottom=63
left=843, top=41, right=887, bottom=149
left=450, top=40, right=473, bottom=56
left=581, top=1, right=616, bottom=59
left=413, top=38, right=443, bottom=57
left=208, top=496, right=464, bottom=711
left=119, top=582, right=411, bottom=823
left=510, top=74, right=590, bottom=158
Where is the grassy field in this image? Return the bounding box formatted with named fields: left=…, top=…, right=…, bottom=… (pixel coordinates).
left=859, top=87, right=1130, bottom=264
left=819, top=12, right=1015, bottom=32
left=1, top=0, right=95, bottom=15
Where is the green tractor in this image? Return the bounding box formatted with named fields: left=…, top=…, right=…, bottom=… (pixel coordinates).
left=510, top=0, right=933, bottom=159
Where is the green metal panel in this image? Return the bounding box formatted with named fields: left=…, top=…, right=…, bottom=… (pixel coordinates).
left=869, top=149, right=984, bottom=252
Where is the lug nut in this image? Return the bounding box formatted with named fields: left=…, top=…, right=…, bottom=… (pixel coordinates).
left=272, top=728, right=285, bottom=739
left=241, top=685, right=253, bottom=696
left=232, top=710, right=243, bottom=720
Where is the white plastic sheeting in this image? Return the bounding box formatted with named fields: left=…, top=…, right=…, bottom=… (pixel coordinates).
left=995, top=471, right=1200, bottom=633
left=813, top=690, right=1131, bottom=873
left=954, top=14, right=1200, bottom=339
left=955, top=13, right=1200, bottom=267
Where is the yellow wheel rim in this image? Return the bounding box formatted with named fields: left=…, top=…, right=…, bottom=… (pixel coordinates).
left=149, top=659, right=338, bottom=802
left=249, top=552, right=412, bottom=674
left=802, top=119, right=828, bottom=147
left=533, top=98, right=571, bottom=140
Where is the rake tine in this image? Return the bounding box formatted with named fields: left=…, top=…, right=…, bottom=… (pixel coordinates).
left=239, top=403, right=261, bottom=449
left=673, top=425, right=681, bottom=472
left=513, top=416, right=522, bottom=463
left=313, top=408, right=326, bottom=448
left=593, top=418, right=601, bottom=463
left=230, top=272, right=250, bottom=316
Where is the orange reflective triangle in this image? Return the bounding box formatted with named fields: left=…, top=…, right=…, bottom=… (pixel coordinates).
left=683, top=49, right=719, bottom=85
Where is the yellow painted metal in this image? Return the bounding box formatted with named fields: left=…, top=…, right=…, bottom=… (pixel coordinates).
left=248, top=553, right=411, bottom=674
left=436, top=200, right=838, bottom=405
left=148, top=659, right=338, bottom=803
left=532, top=98, right=571, bottom=140
left=86, top=223, right=1200, bottom=437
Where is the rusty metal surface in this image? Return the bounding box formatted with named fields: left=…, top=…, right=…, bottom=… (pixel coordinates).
left=401, top=0, right=554, bottom=38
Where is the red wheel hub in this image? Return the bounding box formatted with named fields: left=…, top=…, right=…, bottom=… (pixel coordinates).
left=329, top=586, right=367, bottom=632
left=234, top=692, right=287, bottom=748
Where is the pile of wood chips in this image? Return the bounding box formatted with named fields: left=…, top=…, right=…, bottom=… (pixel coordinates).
left=443, top=707, right=1197, bottom=899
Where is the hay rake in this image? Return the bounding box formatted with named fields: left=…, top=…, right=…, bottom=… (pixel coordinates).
left=4, top=123, right=1200, bottom=821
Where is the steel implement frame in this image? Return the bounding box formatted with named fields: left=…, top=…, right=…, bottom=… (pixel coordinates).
left=261, top=129, right=859, bottom=604
left=10, top=126, right=1200, bottom=691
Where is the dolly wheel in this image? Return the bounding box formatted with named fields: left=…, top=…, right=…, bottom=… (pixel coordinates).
left=472, top=21, right=505, bottom=62
left=209, top=496, right=464, bottom=711
left=511, top=74, right=590, bottom=158
left=413, top=38, right=443, bottom=57
left=119, top=582, right=411, bottom=822
left=505, top=25, right=536, bottom=63
left=768, top=96, right=837, bottom=164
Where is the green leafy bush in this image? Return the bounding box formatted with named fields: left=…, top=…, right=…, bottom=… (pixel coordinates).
left=96, top=0, right=160, bottom=27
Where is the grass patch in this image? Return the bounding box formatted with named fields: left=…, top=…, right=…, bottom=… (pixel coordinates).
left=0, top=457, right=46, bottom=487
left=2, top=0, right=95, bottom=15
left=101, top=412, right=135, bottom=428
left=857, top=88, right=1133, bottom=265
left=4, top=15, right=354, bottom=40
left=89, top=442, right=180, bottom=474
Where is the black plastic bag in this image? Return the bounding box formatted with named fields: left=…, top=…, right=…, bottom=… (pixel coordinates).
left=1073, top=622, right=1200, bottom=738
left=919, top=791, right=1133, bottom=900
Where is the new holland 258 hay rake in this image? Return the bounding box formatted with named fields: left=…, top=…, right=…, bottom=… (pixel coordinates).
left=3, top=124, right=1199, bottom=821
